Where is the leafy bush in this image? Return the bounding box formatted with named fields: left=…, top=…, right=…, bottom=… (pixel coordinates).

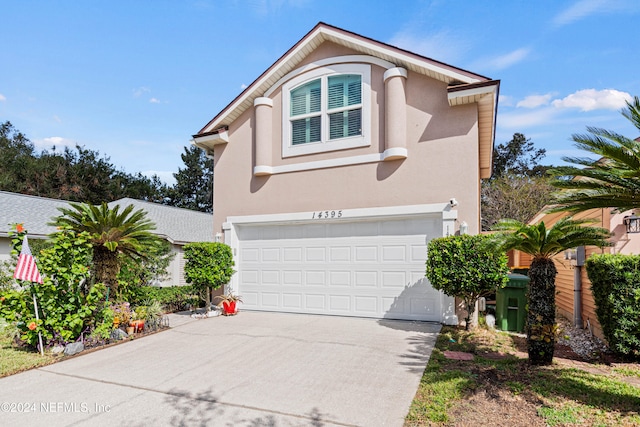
left=117, top=284, right=200, bottom=312
left=117, top=239, right=175, bottom=288
left=426, top=234, right=509, bottom=329
left=585, top=254, right=640, bottom=358
left=184, top=242, right=235, bottom=309
left=0, top=228, right=107, bottom=348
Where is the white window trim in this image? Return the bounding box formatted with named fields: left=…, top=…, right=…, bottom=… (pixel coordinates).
left=282, top=63, right=371, bottom=158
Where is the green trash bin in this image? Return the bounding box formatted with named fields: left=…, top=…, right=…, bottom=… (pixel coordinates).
left=496, top=273, right=529, bottom=332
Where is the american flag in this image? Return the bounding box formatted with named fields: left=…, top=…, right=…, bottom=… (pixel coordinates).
left=14, top=235, right=43, bottom=284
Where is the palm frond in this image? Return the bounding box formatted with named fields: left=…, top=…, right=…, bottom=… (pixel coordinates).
left=488, top=217, right=611, bottom=260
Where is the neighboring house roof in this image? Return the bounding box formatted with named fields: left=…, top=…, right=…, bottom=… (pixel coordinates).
left=192, top=21, right=499, bottom=178
left=108, top=198, right=213, bottom=245
left=0, top=191, right=71, bottom=238
left=0, top=191, right=214, bottom=244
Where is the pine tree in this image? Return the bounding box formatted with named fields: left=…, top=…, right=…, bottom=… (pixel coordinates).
left=167, top=145, right=213, bottom=213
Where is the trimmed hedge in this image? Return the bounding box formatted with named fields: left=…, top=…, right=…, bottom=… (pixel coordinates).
left=585, top=254, right=640, bottom=359
left=120, top=284, right=201, bottom=313
left=426, top=234, right=509, bottom=329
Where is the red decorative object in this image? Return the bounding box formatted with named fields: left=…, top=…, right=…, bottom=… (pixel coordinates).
left=130, top=320, right=145, bottom=333
left=222, top=300, right=237, bottom=315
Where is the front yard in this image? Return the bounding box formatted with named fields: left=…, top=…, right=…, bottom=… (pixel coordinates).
left=406, top=326, right=640, bottom=426
left=3, top=312, right=640, bottom=426
left=0, top=331, right=57, bottom=377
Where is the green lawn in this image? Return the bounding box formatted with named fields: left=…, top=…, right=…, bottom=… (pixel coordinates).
left=0, top=333, right=58, bottom=378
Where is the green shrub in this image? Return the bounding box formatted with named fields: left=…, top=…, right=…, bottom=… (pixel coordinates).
left=585, top=254, right=640, bottom=358
left=117, top=239, right=175, bottom=288
left=0, top=229, right=107, bottom=348
left=118, top=283, right=200, bottom=312
left=184, top=242, right=235, bottom=309
left=426, top=234, right=509, bottom=329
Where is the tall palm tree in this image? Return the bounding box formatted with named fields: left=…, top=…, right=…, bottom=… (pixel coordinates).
left=51, top=202, right=160, bottom=296
left=489, top=218, right=611, bottom=365
left=550, top=96, right=640, bottom=213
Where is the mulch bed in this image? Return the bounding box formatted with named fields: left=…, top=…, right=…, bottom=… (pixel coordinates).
left=439, top=330, right=639, bottom=427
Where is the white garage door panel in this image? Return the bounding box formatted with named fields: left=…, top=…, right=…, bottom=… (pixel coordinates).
left=236, top=217, right=443, bottom=321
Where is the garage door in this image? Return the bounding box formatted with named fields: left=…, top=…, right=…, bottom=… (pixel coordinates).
left=235, top=215, right=444, bottom=321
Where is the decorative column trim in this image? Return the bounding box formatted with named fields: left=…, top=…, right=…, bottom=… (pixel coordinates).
left=254, top=97, right=273, bottom=175
left=384, top=67, right=408, bottom=161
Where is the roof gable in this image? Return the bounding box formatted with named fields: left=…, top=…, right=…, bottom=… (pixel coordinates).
left=194, top=22, right=492, bottom=138
left=193, top=22, right=499, bottom=179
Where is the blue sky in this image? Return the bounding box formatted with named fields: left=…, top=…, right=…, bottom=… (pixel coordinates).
left=2, top=1, right=639, bottom=184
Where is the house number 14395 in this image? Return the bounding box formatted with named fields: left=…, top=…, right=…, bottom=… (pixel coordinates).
left=312, top=210, right=343, bottom=219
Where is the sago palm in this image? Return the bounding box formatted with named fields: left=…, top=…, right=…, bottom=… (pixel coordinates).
left=489, top=217, right=611, bottom=365
left=550, top=96, right=640, bottom=213
left=51, top=202, right=160, bottom=296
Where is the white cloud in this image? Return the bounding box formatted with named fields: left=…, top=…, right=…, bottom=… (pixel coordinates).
left=240, top=83, right=248, bottom=90
left=247, top=0, right=310, bottom=16
left=551, top=0, right=635, bottom=27
left=497, top=107, right=558, bottom=129
left=517, top=93, right=554, bottom=109
left=34, top=136, right=76, bottom=149
left=133, top=86, right=151, bottom=98
left=53, top=115, right=62, bottom=123
left=388, top=29, right=470, bottom=64
left=0, top=94, right=6, bottom=101
left=481, top=47, right=531, bottom=71
left=149, top=98, right=161, bottom=104
left=553, top=0, right=608, bottom=26
left=498, top=95, right=515, bottom=107
left=552, top=89, right=631, bottom=111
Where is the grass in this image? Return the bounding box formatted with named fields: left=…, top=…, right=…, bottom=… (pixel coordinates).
left=614, top=365, right=640, bottom=378
left=0, top=333, right=58, bottom=378
left=404, top=326, right=640, bottom=426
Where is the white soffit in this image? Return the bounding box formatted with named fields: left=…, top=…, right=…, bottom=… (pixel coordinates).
left=191, top=129, right=229, bottom=150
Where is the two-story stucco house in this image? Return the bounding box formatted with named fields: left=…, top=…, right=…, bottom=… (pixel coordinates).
left=192, top=23, right=499, bottom=324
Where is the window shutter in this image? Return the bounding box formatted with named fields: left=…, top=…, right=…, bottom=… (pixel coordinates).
left=292, top=116, right=321, bottom=145
left=290, top=79, right=321, bottom=145
left=290, top=80, right=321, bottom=116
left=329, top=109, right=361, bottom=140
left=328, top=75, right=361, bottom=109
left=328, top=74, right=362, bottom=140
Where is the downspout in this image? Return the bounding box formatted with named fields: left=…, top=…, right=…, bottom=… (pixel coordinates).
left=573, top=246, right=585, bottom=328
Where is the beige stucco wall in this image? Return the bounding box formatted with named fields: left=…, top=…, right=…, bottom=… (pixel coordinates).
left=610, top=210, right=640, bottom=254
left=212, top=41, right=481, bottom=237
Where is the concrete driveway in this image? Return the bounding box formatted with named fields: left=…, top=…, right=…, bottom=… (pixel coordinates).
left=0, top=311, right=440, bottom=426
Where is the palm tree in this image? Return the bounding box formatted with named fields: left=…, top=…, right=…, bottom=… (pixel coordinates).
left=550, top=96, right=640, bottom=213
left=489, top=218, right=611, bottom=365
left=51, top=202, right=160, bottom=296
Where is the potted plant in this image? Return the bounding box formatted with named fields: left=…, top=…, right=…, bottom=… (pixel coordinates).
left=112, top=302, right=132, bottom=329
left=143, top=300, right=165, bottom=331
left=130, top=306, right=147, bottom=333
left=215, top=293, right=242, bottom=316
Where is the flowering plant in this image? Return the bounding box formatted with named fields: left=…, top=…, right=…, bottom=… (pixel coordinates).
left=111, top=302, right=132, bottom=324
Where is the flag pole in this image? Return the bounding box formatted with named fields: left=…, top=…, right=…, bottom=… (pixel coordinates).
left=13, top=233, right=46, bottom=356
left=32, top=292, right=44, bottom=356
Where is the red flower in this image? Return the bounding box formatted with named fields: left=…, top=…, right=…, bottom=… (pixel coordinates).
left=0, top=297, right=5, bottom=302
left=28, top=322, right=37, bottom=331
left=16, top=224, right=25, bottom=233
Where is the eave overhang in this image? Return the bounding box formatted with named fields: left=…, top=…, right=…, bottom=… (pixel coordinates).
left=448, top=80, right=501, bottom=179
